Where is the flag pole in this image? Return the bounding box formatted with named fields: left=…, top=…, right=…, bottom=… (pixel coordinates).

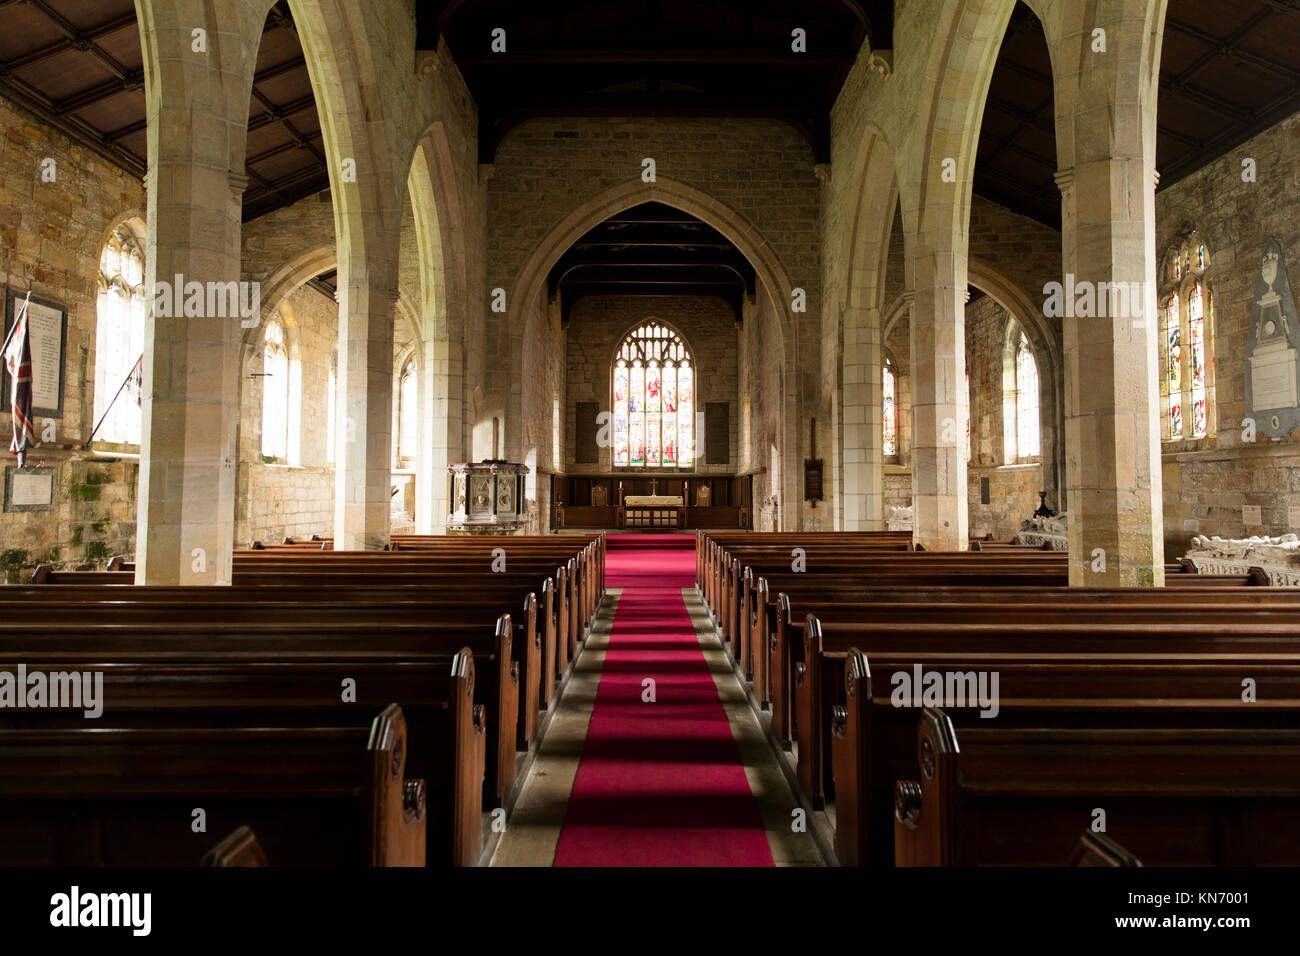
left=0, top=291, right=31, bottom=358
left=83, top=353, right=144, bottom=450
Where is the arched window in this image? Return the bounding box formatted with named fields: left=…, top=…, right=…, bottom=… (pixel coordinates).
left=398, top=354, right=418, bottom=466
left=1161, top=237, right=1215, bottom=441
left=1189, top=282, right=1208, bottom=439
left=94, top=226, right=146, bottom=445
left=1014, top=333, right=1041, bottom=458
left=326, top=350, right=337, bottom=466
left=1002, top=322, right=1040, bottom=462
left=882, top=358, right=897, bottom=458
left=1166, top=293, right=1183, bottom=439
left=612, top=323, right=694, bottom=468
left=261, top=320, right=290, bottom=461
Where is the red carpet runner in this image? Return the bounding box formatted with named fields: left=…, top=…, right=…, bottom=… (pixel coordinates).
left=553, top=533, right=774, bottom=866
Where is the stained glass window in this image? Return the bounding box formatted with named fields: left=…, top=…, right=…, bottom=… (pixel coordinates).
left=1189, top=282, right=1207, bottom=439
left=882, top=360, right=897, bottom=457
left=613, top=323, right=693, bottom=468
left=1014, top=332, right=1040, bottom=458
left=1166, top=294, right=1183, bottom=439
left=94, top=226, right=146, bottom=445
left=262, top=320, right=290, bottom=461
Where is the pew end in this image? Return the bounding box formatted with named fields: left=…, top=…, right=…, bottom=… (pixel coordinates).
left=201, top=826, right=268, bottom=867
left=1069, top=831, right=1142, bottom=867
left=367, top=703, right=427, bottom=867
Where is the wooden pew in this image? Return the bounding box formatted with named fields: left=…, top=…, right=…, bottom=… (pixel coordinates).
left=894, top=707, right=1300, bottom=865
left=28, top=566, right=572, bottom=711
left=828, top=633, right=1300, bottom=865
left=797, top=606, right=1300, bottom=815
left=759, top=576, right=1290, bottom=750
left=0, top=704, right=430, bottom=867
left=0, top=613, right=501, bottom=832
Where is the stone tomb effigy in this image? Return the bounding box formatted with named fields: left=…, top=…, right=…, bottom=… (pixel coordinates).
left=1185, top=534, right=1300, bottom=587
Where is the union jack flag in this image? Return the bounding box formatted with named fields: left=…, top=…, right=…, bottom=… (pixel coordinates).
left=3, top=293, right=36, bottom=468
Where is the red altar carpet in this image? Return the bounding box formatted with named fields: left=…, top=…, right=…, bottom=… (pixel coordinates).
left=553, top=535, right=774, bottom=866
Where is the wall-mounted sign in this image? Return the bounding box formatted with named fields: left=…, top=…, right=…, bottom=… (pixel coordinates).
left=2, top=291, right=67, bottom=419
left=4, top=466, right=54, bottom=512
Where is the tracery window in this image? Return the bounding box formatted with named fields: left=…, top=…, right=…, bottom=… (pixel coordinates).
left=612, top=323, right=694, bottom=468
left=398, top=354, right=418, bottom=466
left=261, top=320, right=290, bottom=461
left=94, top=226, right=146, bottom=445
left=1162, top=237, right=1215, bottom=441
left=883, top=358, right=897, bottom=458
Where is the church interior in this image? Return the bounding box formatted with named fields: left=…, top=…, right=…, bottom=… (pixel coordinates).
left=0, top=0, right=1299, bottom=892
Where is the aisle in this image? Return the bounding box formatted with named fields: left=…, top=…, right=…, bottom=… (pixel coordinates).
left=491, top=533, right=820, bottom=867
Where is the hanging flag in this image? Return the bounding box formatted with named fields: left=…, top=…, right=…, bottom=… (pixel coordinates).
left=3, top=294, right=36, bottom=468
left=124, top=354, right=143, bottom=406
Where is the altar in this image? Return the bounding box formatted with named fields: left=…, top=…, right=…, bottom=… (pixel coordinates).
left=620, top=494, right=686, bottom=529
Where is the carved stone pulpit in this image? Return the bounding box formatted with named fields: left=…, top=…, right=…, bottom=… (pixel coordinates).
left=447, top=460, right=529, bottom=535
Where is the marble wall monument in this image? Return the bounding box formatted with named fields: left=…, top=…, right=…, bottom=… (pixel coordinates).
left=1245, top=239, right=1300, bottom=438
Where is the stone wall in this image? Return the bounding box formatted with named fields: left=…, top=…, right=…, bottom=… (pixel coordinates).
left=235, top=283, right=338, bottom=545
left=488, top=115, right=819, bottom=526
left=0, top=93, right=145, bottom=577
left=565, top=294, right=738, bottom=474
left=1156, top=111, right=1300, bottom=557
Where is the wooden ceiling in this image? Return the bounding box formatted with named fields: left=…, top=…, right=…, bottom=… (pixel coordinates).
left=549, top=202, right=755, bottom=323
left=0, top=1, right=1294, bottom=233
left=0, top=0, right=326, bottom=222
left=978, top=0, right=1300, bottom=227
left=420, top=0, right=890, bottom=165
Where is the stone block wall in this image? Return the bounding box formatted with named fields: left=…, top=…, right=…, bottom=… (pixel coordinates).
left=0, top=94, right=145, bottom=576
left=1155, top=111, right=1300, bottom=557
left=235, top=282, right=338, bottom=545
left=564, top=294, right=739, bottom=474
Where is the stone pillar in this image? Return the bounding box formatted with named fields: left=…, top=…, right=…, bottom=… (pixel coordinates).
left=133, top=2, right=264, bottom=585
left=910, top=267, right=970, bottom=551
left=416, top=336, right=462, bottom=533
left=1057, top=160, right=1164, bottom=586
left=334, top=286, right=397, bottom=550
left=840, top=302, right=884, bottom=530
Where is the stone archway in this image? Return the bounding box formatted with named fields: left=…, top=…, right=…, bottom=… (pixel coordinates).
left=506, top=178, right=805, bottom=530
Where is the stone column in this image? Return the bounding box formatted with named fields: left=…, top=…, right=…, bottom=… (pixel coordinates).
left=416, top=335, right=463, bottom=533
left=133, top=1, right=264, bottom=585
left=334, top=286, right=397, bottom=550
left=910, top=263, right=970, bottom=551
left=840, top=302, right=884, bottom=530
left=1057, top=160, right=1164, bottom=586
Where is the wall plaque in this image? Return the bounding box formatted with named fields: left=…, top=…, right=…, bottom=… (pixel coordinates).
left=1244, top=240, right=1300, bottom=438
left=4, top=466, right=54, bottom=512
left=2, top=291, right=67, bottom=419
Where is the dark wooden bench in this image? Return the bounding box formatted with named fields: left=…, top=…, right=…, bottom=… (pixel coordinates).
left=827, top=633, right=1300, bottom=865
left=894, top=707, right=1300, bottom=865
left=0, top=704, right=430, bottom=866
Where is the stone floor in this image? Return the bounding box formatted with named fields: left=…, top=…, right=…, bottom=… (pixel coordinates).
left=490, top=585, right=824, bottom=866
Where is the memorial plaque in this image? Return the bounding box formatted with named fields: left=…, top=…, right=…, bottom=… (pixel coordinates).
left=4, top=466, right=54, bottom=512
left=1243, top=505, right=1263, bottom=527
left=2, top=292, right=66, bottom=418
left=1244, top=240, right=1300, bottom=437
